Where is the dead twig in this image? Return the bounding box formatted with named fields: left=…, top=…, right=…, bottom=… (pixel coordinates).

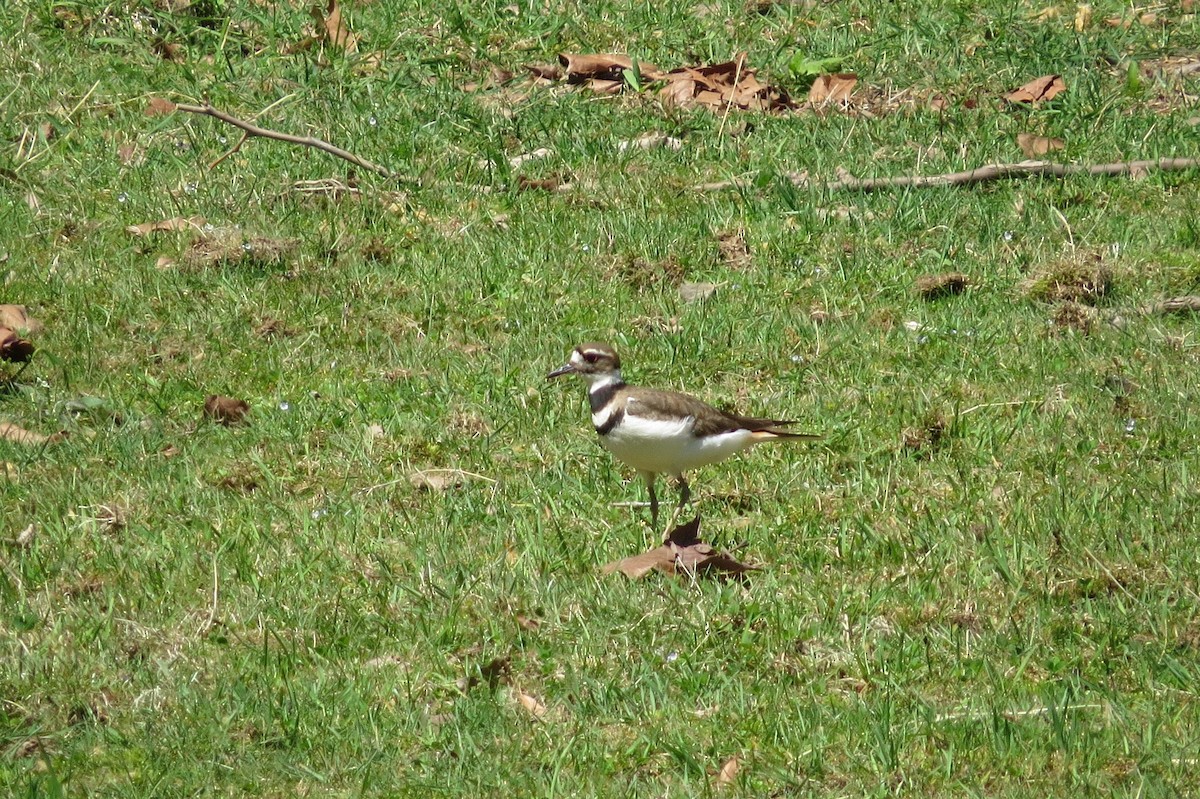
left=697, top=157, right=1200, bottom=192
left=174, top=102, right=393, bottom=179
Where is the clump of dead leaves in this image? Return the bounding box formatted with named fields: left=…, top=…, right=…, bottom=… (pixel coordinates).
left=602, top=516, right=759, bottom=580
left=545, top=52, right=795, bottom=113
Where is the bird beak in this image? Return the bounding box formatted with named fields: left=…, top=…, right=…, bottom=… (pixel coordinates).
left=546, top=362, right=575, bottom=380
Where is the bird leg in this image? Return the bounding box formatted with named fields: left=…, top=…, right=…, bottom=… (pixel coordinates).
left=661, top=476, right=692, bottom=535
left=642, top=472, right=659, bottom=529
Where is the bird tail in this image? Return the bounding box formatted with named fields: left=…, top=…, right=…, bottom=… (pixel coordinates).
left=739, top=417, right=822, bottom=441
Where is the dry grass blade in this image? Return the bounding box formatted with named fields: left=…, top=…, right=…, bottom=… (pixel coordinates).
left=125, top=216, right=207, bottom=237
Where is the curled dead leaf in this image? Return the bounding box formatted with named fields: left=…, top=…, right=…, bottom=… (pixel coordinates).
left=1017, top=133, right=1065, bottom=158
left=715, top=755, right=741, bottom=788
left=1003, top=74, right=1066, bottom=104
left=514, top=689, right=548, bottom=719
left=525, top=63, right=564, bottom=82
left=558, top=53, right=663, bottom=83
left=311, top=0, right=359, bottom=52
left=808, top=73, right=858, bottom=104
left=203, top=395, right=250, bottom=426
left=0, top=422, right=65, bottom=446
left=0, top=328, right=34, bottom=363
left=601, top=516, right=760, bottom=580
left=661, top=55, right=792, bottom=112
left=0, top=306, right=43, bottom=335
left=125, top=216, right=207, bottom=237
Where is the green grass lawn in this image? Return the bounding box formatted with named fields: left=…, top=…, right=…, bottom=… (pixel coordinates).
left=3, top=0, right=1200, bottom=795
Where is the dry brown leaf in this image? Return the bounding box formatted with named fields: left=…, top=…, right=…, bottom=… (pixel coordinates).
left=1074, top=3, right=1093, bottom=31
left=145, top=97, right=177, bottom=116
left=0, top=422, right=64, bottom=446
left=312, top=0, right=359, bottom=52
left=152, top=38, right=185, bottom=62
left=514, top=690, right=548, bottom=719
left=660, top=55, right=792, bottom=112
left=601, top=516, right=760, bottom=580
left=203, top=395, right=250, bottom=426
left=0, top=305, right=43, bottom=334
left=515, top=175, right=566, bottom=192
left=125, top=216, right=207, bottom=237
left=679, top=282, right=718, bottom=302
left=117, top=140, right=142, bottom=166
left=0, top=328, right=34, bottom=363
left=525, top=62, right=564, bottom=82
left=1003, top=74, right=1066, bottom=104
left=715, top=755, right=741, bottom=788
left=558, top=53, right=663, bottom=82
left=409, top=469, right=475, bottom=491
left=808, top=73, right=858, bottom=104
left=1017, top=132, right=1065, bottom=157
left=915, top=272, right=970, bottom=300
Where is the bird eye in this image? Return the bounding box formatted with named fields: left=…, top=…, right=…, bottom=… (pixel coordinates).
left=583, top=351, right=598, bottom=363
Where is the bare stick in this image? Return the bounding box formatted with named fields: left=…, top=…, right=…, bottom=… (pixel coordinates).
left=696, top=157, right=1200, bottom=192
left=175, top=102, right=393, bottom=179
left=209, top=131, right=249, bottom=170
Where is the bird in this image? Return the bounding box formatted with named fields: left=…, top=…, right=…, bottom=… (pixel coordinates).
left=547, top=342, right=819, bottom=527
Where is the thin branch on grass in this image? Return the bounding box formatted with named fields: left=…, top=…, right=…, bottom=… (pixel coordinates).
left=696, top=157, right=1200, bottom=192
left=174, top=102, right=393, bottom=179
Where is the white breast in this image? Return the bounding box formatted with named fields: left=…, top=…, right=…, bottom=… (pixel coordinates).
left=597, top=402, right=758, bottom=476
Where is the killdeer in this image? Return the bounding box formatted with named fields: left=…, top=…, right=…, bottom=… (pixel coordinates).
left=547, top=342, right=819, bottom=526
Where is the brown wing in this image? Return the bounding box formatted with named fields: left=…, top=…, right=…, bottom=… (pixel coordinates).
left=627, top=387, right=816, bottom=438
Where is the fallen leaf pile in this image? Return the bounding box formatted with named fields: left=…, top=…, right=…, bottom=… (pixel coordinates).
left=552, top=52, right=794, bottom=113
left=601, top=516, right=760, bottom=580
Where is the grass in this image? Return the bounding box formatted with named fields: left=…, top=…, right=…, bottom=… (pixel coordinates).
left=2, top=0, right=1200, bottom=795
